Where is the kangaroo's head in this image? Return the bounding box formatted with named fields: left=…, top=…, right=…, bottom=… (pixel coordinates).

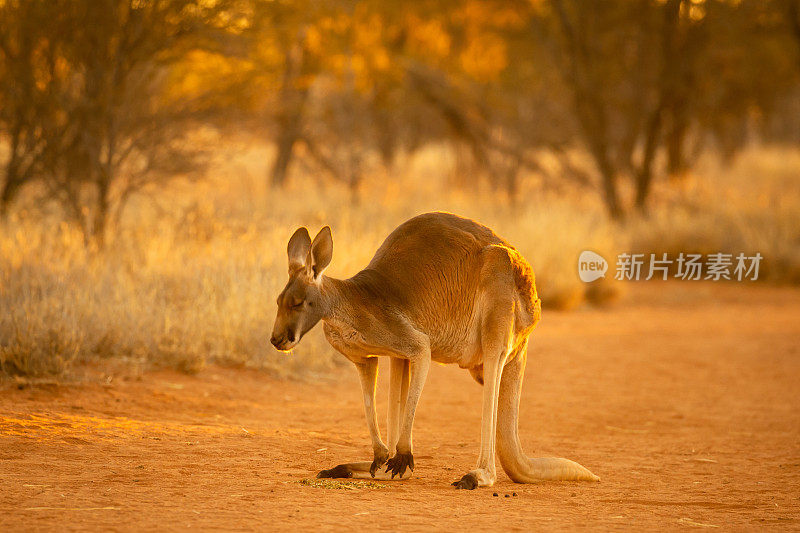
left=270, top=226, right=333, bottom=352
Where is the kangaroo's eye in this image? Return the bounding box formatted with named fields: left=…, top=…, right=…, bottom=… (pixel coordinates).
left=291, top=300, right=304, bottom=309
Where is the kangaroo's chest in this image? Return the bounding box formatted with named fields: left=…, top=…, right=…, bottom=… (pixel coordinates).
left=322, top=320, right=392, bottom=362
left=322, top=313, right=483, bottom=369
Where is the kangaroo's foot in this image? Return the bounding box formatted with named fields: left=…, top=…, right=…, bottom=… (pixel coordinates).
left=452, top=472, right=479, bottom=490
left=385, top=452, right=414, bottom=479
left=316, top=464, right=354, bottom=479
left=452, top=468, right=495, bottom=490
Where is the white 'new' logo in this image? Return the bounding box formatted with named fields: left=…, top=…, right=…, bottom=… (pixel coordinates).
left=578, top=250, right=608, bottom=282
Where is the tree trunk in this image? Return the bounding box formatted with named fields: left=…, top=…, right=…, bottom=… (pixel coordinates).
left=270, top=129, right=298, bottom=188
left=635, top=107, right=663, bottom=212
left=787, top=0, right=800, bottom=71
left=666, top=117, right=689, bottom=181
left=506, top=168, right=520, bottom=206
left=269, top=85, right=309, bottom=188
left=636, top=0, right=682, bottom=212
left=581, top=111, right=624, bottom=220
left=0, top=169, right=22, bottom=218
left=596, top=154, right=623, bottom=220
left=269, top=33, right=309, bottom=189
left=92, top=180, right=110, bottom=249
left=0, top=133, right=25, bottom=218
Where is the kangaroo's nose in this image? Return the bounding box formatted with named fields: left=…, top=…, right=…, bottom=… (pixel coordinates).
left=286, top=330, right=296, bottom=343
left=270, top=334, right=282, bottom=348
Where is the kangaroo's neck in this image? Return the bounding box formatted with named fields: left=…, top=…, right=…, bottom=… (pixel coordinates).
left=318, top=275, right=358, bottom=324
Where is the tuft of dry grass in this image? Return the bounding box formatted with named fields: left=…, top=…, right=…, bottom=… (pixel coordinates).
left=299, top=478, right=389, bottom=490
left=1, top=144, right=798, bottom=378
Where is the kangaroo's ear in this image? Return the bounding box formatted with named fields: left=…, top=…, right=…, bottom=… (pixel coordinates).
left=308, top=226, right=333, bottom=280
left=287, top=227, right=311, bottom=272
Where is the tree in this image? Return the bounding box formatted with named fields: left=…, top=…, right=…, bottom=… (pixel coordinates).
left=0, top=0, right=231, bottom=245
left=0, top=0, right=55, bottom=216
left=529, top=0, right=799, bottom=217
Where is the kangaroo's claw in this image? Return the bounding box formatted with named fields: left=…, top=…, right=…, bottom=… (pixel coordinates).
left=369, top=454, right=388, bottom=478
left=384, top=452, right=414, bottom=479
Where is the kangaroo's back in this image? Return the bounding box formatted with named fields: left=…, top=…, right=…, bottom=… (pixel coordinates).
left=356, top=212, right=538, bottom=344
left=368, top=212, right=507, bottom=270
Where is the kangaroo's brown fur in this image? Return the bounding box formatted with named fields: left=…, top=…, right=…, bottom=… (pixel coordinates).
left=270, top=212, right=599, bottom=488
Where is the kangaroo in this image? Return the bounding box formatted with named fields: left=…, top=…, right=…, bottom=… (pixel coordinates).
left=270, top=212, right=599, bottom=489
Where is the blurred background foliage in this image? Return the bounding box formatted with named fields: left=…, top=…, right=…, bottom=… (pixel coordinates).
left=1, top=0, right=798, bottom=236
left=1, top=0, right=799, bottom=377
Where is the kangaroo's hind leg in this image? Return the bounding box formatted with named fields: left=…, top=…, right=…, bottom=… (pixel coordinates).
left=496, top=339, right=600, bottom=483
left=452, top=293, right=515, bottom=489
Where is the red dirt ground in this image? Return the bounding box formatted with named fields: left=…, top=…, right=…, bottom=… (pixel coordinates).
left=1, top=282, right=799, bottom=531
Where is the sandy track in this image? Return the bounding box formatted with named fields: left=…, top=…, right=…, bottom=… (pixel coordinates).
left=2, top=283, right=799, bottom=530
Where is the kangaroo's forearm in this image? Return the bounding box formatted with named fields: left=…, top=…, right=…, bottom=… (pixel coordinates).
left=354, top=358, right=386, bottom=456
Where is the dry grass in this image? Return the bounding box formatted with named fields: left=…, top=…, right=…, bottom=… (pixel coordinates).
left=1, top=144, right=798, bottom=378
left=628, top=147, right=800, bottom=283
left=299, top=478, right=389, bottom=490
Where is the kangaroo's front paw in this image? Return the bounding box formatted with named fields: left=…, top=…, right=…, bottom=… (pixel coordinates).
left=385, top=452, right=414, bottom=479
left=316, top=464, right=353, bottom=479
left=370, top=450, right=389, bottom=478
left=451, top=472, right=479, bottom=490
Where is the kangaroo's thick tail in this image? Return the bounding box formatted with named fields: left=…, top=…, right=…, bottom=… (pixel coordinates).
left=496, top=340, right=600, bottom=483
